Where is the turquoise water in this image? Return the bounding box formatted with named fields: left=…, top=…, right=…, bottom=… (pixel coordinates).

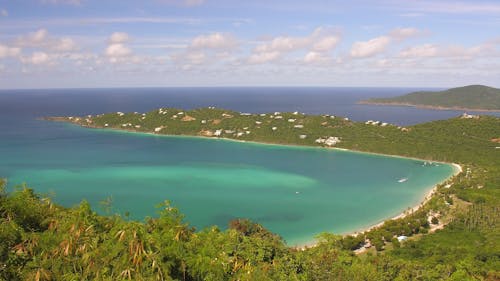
left=1, top=119, right=456, bottom=245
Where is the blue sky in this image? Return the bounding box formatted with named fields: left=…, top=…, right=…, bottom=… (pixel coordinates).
left=0, top=0, right=499, bottom=88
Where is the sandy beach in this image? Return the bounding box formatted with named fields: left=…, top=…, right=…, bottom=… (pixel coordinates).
left=295, top=162, right=463, bottom=249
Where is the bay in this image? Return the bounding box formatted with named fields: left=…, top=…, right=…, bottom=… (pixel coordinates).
left=0, top=87, right=471, bottom=244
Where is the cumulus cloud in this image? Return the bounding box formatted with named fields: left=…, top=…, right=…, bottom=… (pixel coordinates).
left=109, top=32, right=130, bottom=44
left=399, top=44, right=439, bottom=58
left=181, top=51, right=206, bottom=65
left=350, top=36, right=391, bottom=58
left=312, top=36, right=341, bottom=52
left=303, top=51, right=331, bottom=64
left=350, top=27, right=421, bottom=58
left=0, top=44, right=21, bottom=58
left=171, top=32, right=239, bottom=68
left=249, top=27, right=341, bottom=64
left=1, top=9, right=8, bottom=17
left=15, top=28, right=78, bottom=52
left=191, top=33, right=237, bottom=49
left=389, top=27, right=421, bottom=40
left=22, top=29, right=49, bottom=46
left=104, top=32, right=138, bottom=64
left=105, top=43, right=132, bottom=57
left=248, top=51, right=281, bottom=64
left=399, top=41, right=498, bottom=59
left=255, top=37, right=309, bottom=53
left=53, top=37, right=77, bottom=52
left=21, top=51, right=51, bottom=65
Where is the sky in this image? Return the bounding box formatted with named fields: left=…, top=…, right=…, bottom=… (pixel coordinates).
left=0, top=0, right=499, bottom=89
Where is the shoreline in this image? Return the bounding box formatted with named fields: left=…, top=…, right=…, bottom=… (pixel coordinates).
left=58, top=120, right=456, bottom=166
left=357, top=101, right=500, bottom=112
left=294, top=163, right=462, bottom=249
left=51, top=119, right=464, bottom=248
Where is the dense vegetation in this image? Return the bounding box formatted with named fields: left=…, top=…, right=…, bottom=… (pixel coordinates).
left=361, top=85, right=500, bottom=111
left=3, top=109, right=499, bottom=280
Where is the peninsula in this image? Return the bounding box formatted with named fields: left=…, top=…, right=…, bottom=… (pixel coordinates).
left=360, top=85, right=500, bottom=111
left=46, top=107, right=500, bottom=166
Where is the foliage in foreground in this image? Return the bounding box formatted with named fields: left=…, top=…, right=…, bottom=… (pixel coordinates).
left=0, top=179, right=499, bottom=281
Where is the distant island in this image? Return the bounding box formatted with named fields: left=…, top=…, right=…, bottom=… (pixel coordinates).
left=360, top=85, right=500, bottom=111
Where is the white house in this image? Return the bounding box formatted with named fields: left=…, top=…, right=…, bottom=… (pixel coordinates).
left=325, top=137, right=340, bottom=146
left=397, top=235, right=408, bottom=242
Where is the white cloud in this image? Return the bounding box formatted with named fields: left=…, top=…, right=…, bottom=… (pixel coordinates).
left=15, top=28, right=78, bottom=52
left=0, top=44, right=21, bottom=58
left=350, top=27, right=421, bottom=58
left=303, top=51, right=330, bottom=64
left=248, top=27, right=341, bottom=64
left=53, top=37, right=78, bottom=52
left=171, top=32, right=239, bottom=68
left=22, top=51, right=50, bottom=65
left=248, top=51, right=281, bottom=64
left=105, top=44, right=132, bottom=57
left=191, top=32, right=237, bottom=49
left=105, top=32, right=134, bottom=63
left=350, top=36, right=391, bottom=58
left=389, top=27, right=421, bottom=40
left=312, top=36, right=340, bottom=52
left=255, top=37, right=309, bottom=53
left=183, top=51, right=206, bottom=65
left=399, top=41, right=498, bottom=59
left=109, top=32, right=130, bottom=44
left=399, top=44, right=439, bottom=58
left=1, top=9, right=8, bottom=17
left=30, top=29, right=49, bottom=44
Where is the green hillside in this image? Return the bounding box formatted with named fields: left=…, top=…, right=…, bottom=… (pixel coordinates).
left=362, top=85, right=500, bottom=111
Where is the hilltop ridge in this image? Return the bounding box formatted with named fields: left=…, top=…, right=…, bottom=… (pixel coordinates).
left=360, top=85, right=500, bottom=111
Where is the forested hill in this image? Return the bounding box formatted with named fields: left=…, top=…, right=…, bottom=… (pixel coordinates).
left=361, top=85, right=500, bottom=111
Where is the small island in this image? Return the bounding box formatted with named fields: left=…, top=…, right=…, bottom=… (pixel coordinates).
left=360, top=85, right=500, bottom=111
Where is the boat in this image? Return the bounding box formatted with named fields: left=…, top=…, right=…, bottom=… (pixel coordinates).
left=398, top=178, right=408, bottom=183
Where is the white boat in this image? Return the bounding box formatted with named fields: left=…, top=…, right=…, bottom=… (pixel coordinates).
left=398, top=178, right=408, bottom=183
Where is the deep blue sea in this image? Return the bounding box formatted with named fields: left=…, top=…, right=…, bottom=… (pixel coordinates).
left=0, top=87, right=495, bottom=245
left=2, top=87, right=498, bottom=125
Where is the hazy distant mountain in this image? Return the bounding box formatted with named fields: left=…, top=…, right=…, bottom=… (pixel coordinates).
left=361, top=85, right=500, bottom=111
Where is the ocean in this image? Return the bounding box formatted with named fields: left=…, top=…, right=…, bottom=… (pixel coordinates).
left=0, top=87, right=491, bottom=245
